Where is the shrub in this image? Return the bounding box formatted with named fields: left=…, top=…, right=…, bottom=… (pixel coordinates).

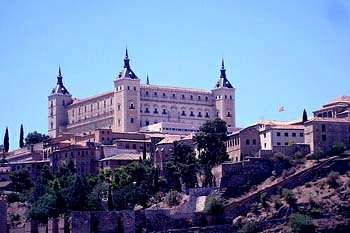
left=250, top=202, right=259, bottom=213
left=288, top=213, right=313, bottom=233
left=260, top=192, right=269, bottom=208
left=239, top=221, right=259, bottom=233
left=273, top=152, right=292, bottom=168
left=327, top=171, right=340, bottom=188
left=164, top=189, right=180, bottom=207
left=204, top=195, right=224, bottom=216
left=7, top=192, right=20, bottom=203
left=331, top=142, right=346, bottom=155
left=282, top=188, right=296, bottom=206
left=272, top=195, right=282, bottom=210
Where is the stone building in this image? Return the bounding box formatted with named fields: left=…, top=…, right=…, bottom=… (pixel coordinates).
left=226, top=125, right=261, bottom=162
left=313, top=96, right=350, bottom=118
left=304, top=117, right=350, bottom=153
left=48, top=49, right=236, bottom=138
left=259, top=122, right=305, bottom=150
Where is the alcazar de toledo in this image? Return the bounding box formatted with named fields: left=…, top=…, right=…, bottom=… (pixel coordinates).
left=48, top=49, right=236, bottom=138
left=2, top=48, right=350, bottom=186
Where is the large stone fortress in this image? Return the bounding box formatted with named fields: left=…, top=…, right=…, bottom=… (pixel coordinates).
left=48, top=49, right=236, bottom=138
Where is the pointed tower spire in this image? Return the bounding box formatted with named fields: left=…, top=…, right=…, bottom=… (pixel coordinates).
left=57, top=66, right=63, bottom=85
left=124, top=47, right=130, bottom=68
left=146, top=74, right=150, bottom=85
left=215, top=58, right=233, bottom=89
left=125, top=46, right=129, bottom=59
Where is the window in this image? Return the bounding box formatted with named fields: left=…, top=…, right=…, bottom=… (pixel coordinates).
left=264, top=143, right=266, bottom=148
left=172, top=93, right=176, bottom=98
left=216, top=111, right=219, bottom=117
left=146, top=91, right=149, bottom=96
left=230, top=95, right=232, bottom=99
left=145, top=107, right=149, bottom=113
left=322, top=124, right=326, bottom=132
left=190, top=111, right=194, bottom=117
left=154, top=92, right=157, bottom=96
left=162, top=109, right=167, bottom=114
left=190, top=95, right=193, bottom=100
left=205, top=96, right=208, bottom=101
left=277, top=132, right=281, bottom=136
left=227, top=112, right=231, bottom=117
left=322, top=135, right=326, bottom=141
left=104, top=100, right=106, bottom=107
left=134, top=86, right=136, bottom=91
left=292, top=133, right=296, bottom=137
left=205, top=112, right=209, bottom=118
left=182, top=94, right=185, bottom=99
left=118, top=119, right=121, bottom=126
left=62, top=100, right=65, bottom=106
left=163, top=93, right=166, bottom=97
left=253, top=139, right=256, bottom=145
left=225, top=95, right=227, bottom=99
left=300, top=133, right=304, bottom=137
left=102, top=131, right=105, bottom=134
left=284, top=132, right=288, bottom=137
left=263, top=133, right=266, bottom=138
left=132, top=144, right=136, bottom=149
left=277, top=142, right=281, bottom=146
left=130, top=103, right=134, bottom=109
left=130, top=118, right=134, bottom=123
left=285, top=142, right=289, bottom=146
left=246, top=139, right=250, bottom=145
left=154, top=108, right=158, bottom=114
left=198, top=112, right=202, bottom=117
left=198, top=96, right=201, bottom=100
left=127, top=86, right=130, bottom=90
left=181, top=110, right=186, bottom=116
left=145, top=120, right=149, bottom=126
left=348, top=125, right=350, bottom=132
left=110, top=98, right=113, bottom=105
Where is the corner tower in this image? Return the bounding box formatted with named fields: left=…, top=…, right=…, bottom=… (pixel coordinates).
left=48, top=67, right=73, bottom=138
left=113, top=49, right=141, bottom=132
left=212, top=59, right=236, bottom=127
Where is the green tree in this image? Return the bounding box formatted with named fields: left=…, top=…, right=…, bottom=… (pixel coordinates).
left=196, top=118, right=228, bottom=186
left=203, top=195, right=224, bottom=216
left=288, top=213, right=313, bottom=233
left=3, top=127, right=9, bottom=152
left=153, top=167, right=159, bottom=193
left=143, top=142, right=147, bottom=160
left=25, top=131, right=49, bottom=146
left=10, top=169, right=33, bottom=192
left=19, top=124, right=24, bottom=148
left=239, top=221, right=259, bottom=233
left=67, top=176, right=88, bottom=211
left=302, top=109, right=308, bottom=123
left=166, top=141, right=198, bottom=190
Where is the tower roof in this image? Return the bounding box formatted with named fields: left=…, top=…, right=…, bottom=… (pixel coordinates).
left=214, top=59, right=233, bottom=89
left=117, top=48, right=139, bottom=79
left=51, top=67, right=70, bottom=95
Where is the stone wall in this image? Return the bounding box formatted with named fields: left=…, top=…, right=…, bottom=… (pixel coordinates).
left=223, top=156, right=349, bottom=221
left=0, top=197, right=7, bottom=233
left=71, top=210, right=134, bottom=233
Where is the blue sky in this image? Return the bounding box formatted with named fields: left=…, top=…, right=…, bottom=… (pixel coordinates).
left=1, top=0, right=350, bottom=149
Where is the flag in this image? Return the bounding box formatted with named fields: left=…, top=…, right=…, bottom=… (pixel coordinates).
left=279, top=106, right=284, bottom=112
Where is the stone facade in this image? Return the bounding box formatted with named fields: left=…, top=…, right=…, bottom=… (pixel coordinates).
left=313, top=96, right=350, bottom=118
left=0, top=197, right=7, bottom=233
left=226, top=126, right=261, bottom=162
left=48, top=50, right=236, bottom=138
left=304, top=117, right=350, bottom=153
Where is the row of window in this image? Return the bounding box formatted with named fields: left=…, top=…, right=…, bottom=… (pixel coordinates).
left=70, top=100, right=113, bottom=116
left=144, top=91, right=210, bottom=101
left=276, top=132, right=304, bottom=137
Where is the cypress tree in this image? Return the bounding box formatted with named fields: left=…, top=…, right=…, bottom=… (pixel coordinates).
left=107, top=185, right=113, bottom=211
left=302, top=109, right=308, bottom=123
left=19, top=124, right=24, bottom=148
left=3, top=127, right=9, bottom=152
left=143, top=142, right=147, bottom=160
